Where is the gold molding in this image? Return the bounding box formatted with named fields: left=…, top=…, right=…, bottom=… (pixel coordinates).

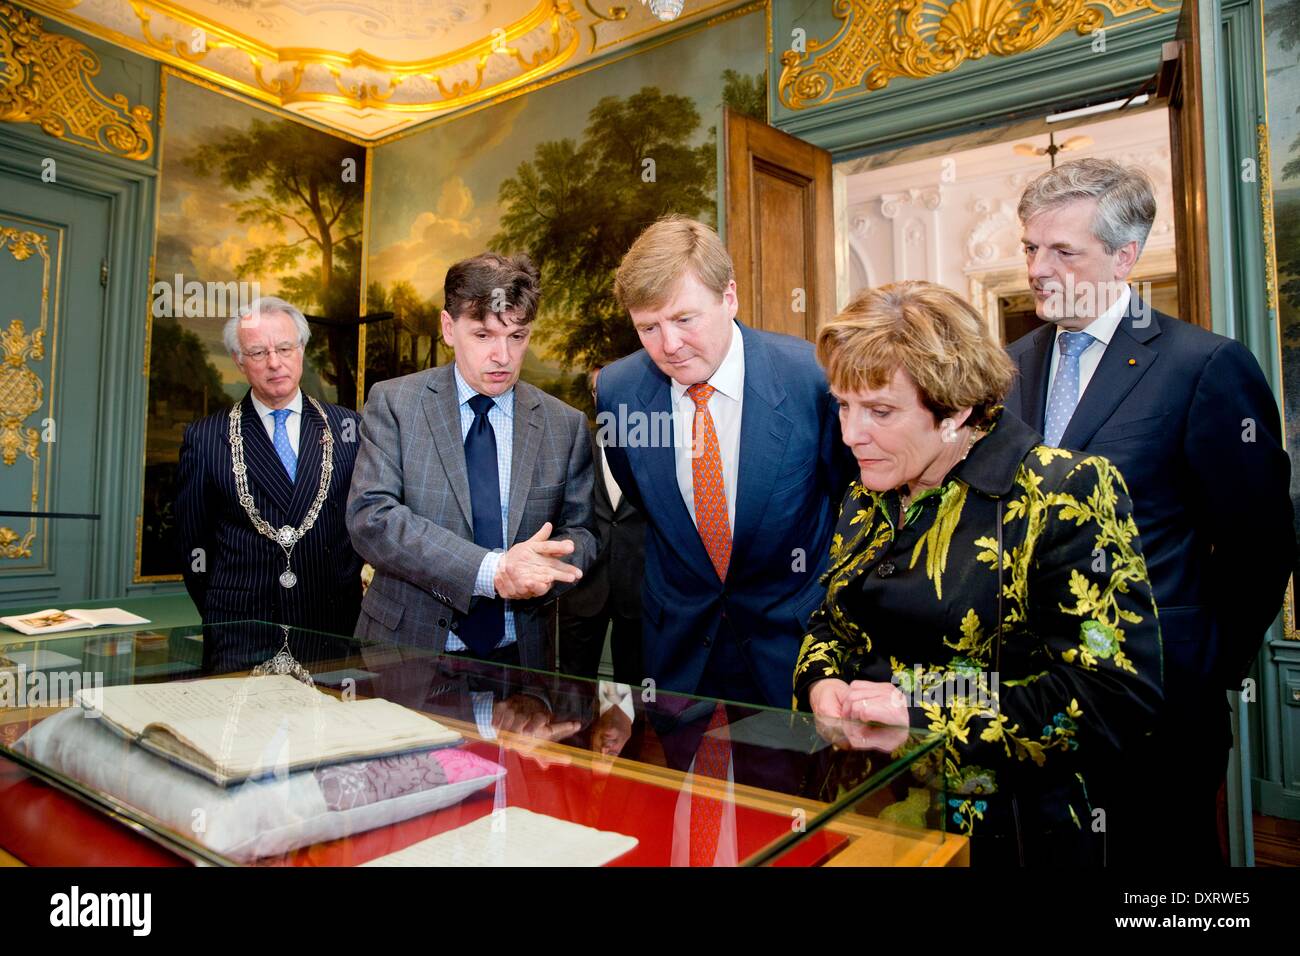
left=127, top=0, right=561, bottom=75
left=20, top=0, right=585, bottom=132
left=133, top=65, right=182, bottom=583
left=357, top=144, right=373, bottom=409
left=0, top=1, right=154, bottom=159
left=1285, top=578, right=1297, bottom=642
left=777, top=0, right=1178, bottom=111
left=160, top=65, right=370, bottom=146
left=1259, top=123, right=1295, bottom=640
left=583, top=0, right=630, bottom=51
left=0, top=221, right=57, bottom=564
left=1260, top=123, right=1279, bottom=319
left=132, top=63, right=165, bottom=584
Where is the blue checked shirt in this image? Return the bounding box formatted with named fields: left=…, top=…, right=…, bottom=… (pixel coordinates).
left=446, top=365, right=516, bottom=652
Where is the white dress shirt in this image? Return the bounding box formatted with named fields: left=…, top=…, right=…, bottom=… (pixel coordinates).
left=600, top=444, right=623, bottom=510
left=1044, top=283, right=1132, bottom=402
left=671, top=321, right=744, bottom=532
left=249, top=389, right=303, bottom=455
left=597, top=681, right=635, bottom=722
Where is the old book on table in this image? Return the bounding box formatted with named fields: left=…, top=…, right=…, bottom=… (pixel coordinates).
left=75, top=675, right=461, bottom=787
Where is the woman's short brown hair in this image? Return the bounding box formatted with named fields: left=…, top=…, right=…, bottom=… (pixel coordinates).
left=614, top=215, right=734, bottom=312
left=816, top=281, right=1014, bottom=427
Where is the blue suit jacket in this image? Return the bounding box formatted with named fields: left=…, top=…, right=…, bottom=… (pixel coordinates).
left=1006, top=296, right=1294, bottom=708
left=597, top=322, right=855, bottom=707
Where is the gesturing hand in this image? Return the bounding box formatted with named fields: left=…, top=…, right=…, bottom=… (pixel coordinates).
left=493, top=522, right=582, bottom=599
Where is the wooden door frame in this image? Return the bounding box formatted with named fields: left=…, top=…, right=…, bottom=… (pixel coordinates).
left=723, top=107, right=835, bottom=338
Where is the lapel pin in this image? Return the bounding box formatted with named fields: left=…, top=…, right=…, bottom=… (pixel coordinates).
left=1127, top=358, right=1137, bottom=366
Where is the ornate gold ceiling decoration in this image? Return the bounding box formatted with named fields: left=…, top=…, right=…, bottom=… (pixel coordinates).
left=0, top=1, right=154, bottom=158
left=13, top=0, right=755, bottom=140
left=778, top=0, right=1177, bottom=111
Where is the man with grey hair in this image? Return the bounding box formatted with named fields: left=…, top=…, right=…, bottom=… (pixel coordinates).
left=177, top=295, right=365, bottom=672
left=1005, top=157, right=1294, bottom=866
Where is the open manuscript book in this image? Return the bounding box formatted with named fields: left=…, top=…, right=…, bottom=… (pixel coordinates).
left=75, top=675, right=461, bottom=787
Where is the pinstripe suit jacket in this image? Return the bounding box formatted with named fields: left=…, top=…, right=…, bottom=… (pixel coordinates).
left=176, top=392, right=364, bottom=669
left=346, top=363, right=597, bottom=670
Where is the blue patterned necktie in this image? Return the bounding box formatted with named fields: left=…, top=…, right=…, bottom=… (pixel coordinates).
left=270, top=407, right=297, bottom=482
left=456, top=393, right=504, bottom=656
left=1042, top=330, right=1095, bottom=447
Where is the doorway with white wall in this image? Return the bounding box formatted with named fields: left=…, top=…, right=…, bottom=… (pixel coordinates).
left=834, top=98, right=1181, bottom=346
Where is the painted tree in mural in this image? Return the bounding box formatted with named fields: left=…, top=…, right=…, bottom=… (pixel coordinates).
left=186, top=120, right=365, bottom=405
left=366, top=279, right=442, bottom=386
left=142, top=320, right=231, bottom=561
left=721, top=68, right=767, bottom=122
left=491, top=86, right=717, bottom=374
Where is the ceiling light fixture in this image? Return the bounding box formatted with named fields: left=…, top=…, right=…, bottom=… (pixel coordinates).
left=1014, top=131, right=1095, bottom=167
left=643, top=0, right=684, bottom=22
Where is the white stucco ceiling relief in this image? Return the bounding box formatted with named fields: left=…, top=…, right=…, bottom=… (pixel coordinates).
left=23, top=0, right=753, bottom=139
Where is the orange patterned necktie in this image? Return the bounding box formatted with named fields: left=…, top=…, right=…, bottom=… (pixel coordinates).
left=689, top=702, right=731, bottom=867
left=687, top=382, right=731, bottom=582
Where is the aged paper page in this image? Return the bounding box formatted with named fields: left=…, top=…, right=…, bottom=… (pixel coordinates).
left=361, top=807, right=638, bottom=867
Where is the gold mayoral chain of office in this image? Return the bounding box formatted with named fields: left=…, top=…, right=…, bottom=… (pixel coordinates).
left=227, top=396, right=335, bottom=589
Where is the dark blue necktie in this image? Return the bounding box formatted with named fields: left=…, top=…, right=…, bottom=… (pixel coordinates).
left=456, top=393, right=504, bottom=656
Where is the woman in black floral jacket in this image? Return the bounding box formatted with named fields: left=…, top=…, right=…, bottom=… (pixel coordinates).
left=794, top=281, right=1163, bottom=866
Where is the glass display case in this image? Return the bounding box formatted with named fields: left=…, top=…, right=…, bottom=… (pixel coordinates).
left=0, top=621, right=960, bottom=866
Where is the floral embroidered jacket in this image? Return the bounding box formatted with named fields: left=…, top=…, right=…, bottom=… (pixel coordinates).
left=793, top=408, right=1164, bottom=840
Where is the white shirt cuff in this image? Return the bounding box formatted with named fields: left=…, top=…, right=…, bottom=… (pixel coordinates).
left=474, top=550, right=502, bottom=599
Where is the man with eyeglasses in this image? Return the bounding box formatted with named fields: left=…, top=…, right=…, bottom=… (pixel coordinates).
left=176, top=296, right=365, bottom=673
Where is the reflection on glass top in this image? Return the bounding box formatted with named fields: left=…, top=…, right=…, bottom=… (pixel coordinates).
left=0, top=621, right=947, bottom=867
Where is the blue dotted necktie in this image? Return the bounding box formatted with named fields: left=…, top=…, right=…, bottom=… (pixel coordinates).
left=456, top=393, right=504, bottom=656
left=271, top=408, right=297, bottom=482
left=1043, top=331, right=1095, bottom=447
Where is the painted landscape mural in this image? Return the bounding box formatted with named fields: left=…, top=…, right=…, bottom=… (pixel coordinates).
left=365, top=10, right=766, bottom=414
left=140, top=73, right=366, bottom=577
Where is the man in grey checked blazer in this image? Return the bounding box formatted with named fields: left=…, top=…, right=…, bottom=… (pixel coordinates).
left=346, top=253, right=597, bottom=678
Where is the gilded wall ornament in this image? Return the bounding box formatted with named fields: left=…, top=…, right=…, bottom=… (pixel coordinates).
left=0, top=226, right=53, bottom=561
left=778, top=0, right=1178, bottom=110
left=0, top=1, right=155, bottom=159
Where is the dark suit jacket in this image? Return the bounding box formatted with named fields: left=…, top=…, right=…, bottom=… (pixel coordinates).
left=1005, top=295, right=1294, bottom=707
left=597, top=321, right=857, bottom=707
left=346, top=364, right=597, bottom=671
left=559, top=434, right=646, bottom=619
left=176, top=393, right=364, bottom=665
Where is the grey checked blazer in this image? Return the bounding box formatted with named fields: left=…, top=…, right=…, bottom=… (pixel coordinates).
left=346, top=363, right=597, bottom=669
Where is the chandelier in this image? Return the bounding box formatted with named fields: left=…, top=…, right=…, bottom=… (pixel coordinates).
left=642, top=0, right=684, bottom=22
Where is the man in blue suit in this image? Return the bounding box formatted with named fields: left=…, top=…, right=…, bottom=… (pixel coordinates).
left=597, top=216, right=855, bottom=708
left=1005, top=158, right=1294, bottom=865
